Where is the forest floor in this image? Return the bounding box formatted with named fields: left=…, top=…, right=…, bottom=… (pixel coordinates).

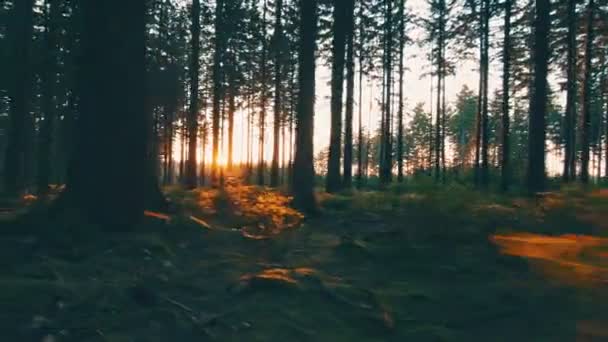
left=2, top=182, right=608, bottom=341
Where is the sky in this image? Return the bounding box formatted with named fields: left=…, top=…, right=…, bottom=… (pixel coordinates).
left=184, top=0, right=571, bottom=175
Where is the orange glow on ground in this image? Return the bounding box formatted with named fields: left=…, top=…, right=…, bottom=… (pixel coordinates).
left=491, top=233, right=608, bottom=286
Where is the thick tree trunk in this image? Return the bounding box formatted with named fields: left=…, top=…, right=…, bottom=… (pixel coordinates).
left=227, top=84, right=235, bottom=171
left=501, top=0, right=512, bottom=192
left=4, top=0, right=34, bottom=196
left=343, top=0, right=356, bottom=189
left=580, top=0, right=595, bottom=184
left=326, top=0, right=348, bottom=193
left=563, top=0, right=577, bottom=181
left=186, top=0, right=201, bottom=189
left=63, top=0, right=148, bottom=227
left=270, top=0, right=284, bottom=187
left=527, top=0, right=550, bottom=194
left=292, top=0, right=317, bottom=213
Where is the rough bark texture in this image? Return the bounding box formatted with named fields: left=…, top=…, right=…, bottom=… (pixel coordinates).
left=563, top=0, right=577, bottom=181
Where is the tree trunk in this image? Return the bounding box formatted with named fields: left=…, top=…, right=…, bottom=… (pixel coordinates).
left=381, top=0, right=393, bottom=185
left=63, top=0, right=148, bottom=227
left=270, top=0, right=284, bottom=187
left=434, top=0, right=444, bottom=183
left=580, top=0, right=595, bottom=184
left=211, top=0, right=223, bottom=185
left=527, top=0, right=550, bottom=194
left=356, top=1, right=364, bottom=188
left=4, top=0, right=34, bottom=196
left=501, top=0, right=512, bottom=192
left=326, top=0, right=348, bottom=193
left=397, top=0, right=405, bottom=182
left=292, top=0, right=317, bottom=213
left=186, top=0, right=201, bottom=189
left=258, top=0, right=269, bottom=186
left=480, top=0, right=490, bottom=187
left=227, top=84, right=235, bottom=171
left=343, top=0, right=356, bottom=189
left=563, top=0, right=577, bottom=181
left=38, top=0, right=59, bottom=196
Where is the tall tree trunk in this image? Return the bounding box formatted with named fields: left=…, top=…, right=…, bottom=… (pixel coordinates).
left=227, top=83, right=235, bottom=171
left=563, top=0, right=577, bottom=181
left=293, top=0, right=317, bottom=213
left=63, top=0, right=148, bottom=227
left=381, top=0, right=393, bottom=185
left=186, top=0, right=201, bottom=189
left=326, top=0, right=348, bottom=192
left=580, top=0, right=595, bottom=184
left=4, top=0, right=34, bottom=196
left=211, top=0, right=223, bottom=185
left=258, top=0, right=269, bottom=186
left=501, top=0, right=512, bottom=191
left=38, top=0, right=59, bottom=196
left=270, top=0, right=284, bottom=187
left=480, top=0, right=490, bottom=187
left=474, top=23, right=483, bottom=185
left=434, top=0, right=444, bottom=183
left=343, top=0, right=356, bottom=188
left=356, top=1, right=364, bottom=188
left=397, top=0, right=405, bottom=182
left=527, top=0, right=550, bottom=194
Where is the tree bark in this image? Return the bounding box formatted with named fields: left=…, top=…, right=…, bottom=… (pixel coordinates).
left=186, top=0, right=201, bottom=189
left=343, top=0, right=356, bottom=188
left=397, top=0, right=405, bottom=182
left=270, top=0, right=284, bottom=187
left=326, top=0, right=348, bottom=193
left=527, top=0, right=550, bottom=194
left=63, top=0, right=148, bottom=227
left=381, top=0, right=393, bottom=185
left=480, top=0, right=490, bottom=187
left=563, top=0, right=577, bottom=181
left=292, top=0, right=318, bottom=213
left=4, top=0, right=34, bottom=196
left=258, top=0, right=269, bottom=186
left=211, top=0, right=223, bottom=185
left=500, top=0, right=512, bottom=192
left=580, top=0, right=595, bottom=184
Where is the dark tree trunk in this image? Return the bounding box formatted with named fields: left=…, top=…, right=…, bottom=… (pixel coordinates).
left=258, top=0, right=269, bottom=186
left=343, top=0, right=356, bottom=189
left=186, top=0, right=201, bottom=189
left=4, top=0, right=34, bottom=196
left=434, top=0, right=444, bottom=183
left=580, top=0, right=595, bottom=184
left=500, top=0, right=512, bottom=192
left=292, top=0, right=318, bottom=213
left=356, top=1, right=364, bottom=188
left=38, top=0, right=59, bottom=196
left=527, top=0, right=550, bottom=194
left=397, top=0, right=405, bottom=182
left=381, top=0, right=393, bottom=185
left=326, top=0, right=348, bottom=193
left=227, top=84, right=235, bottom=171
left=563, top=0, right=577, bottom=181
left=270, top=0, right=284, bottom=187
left=211, top=0, right=223, bottom=185
left=480, top=0, right=490, bottom=187
left=64, top=0, right=148, bottom=227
